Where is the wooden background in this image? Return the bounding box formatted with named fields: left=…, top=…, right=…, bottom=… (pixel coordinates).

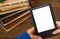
left=0, top=0, right=60, bottom=39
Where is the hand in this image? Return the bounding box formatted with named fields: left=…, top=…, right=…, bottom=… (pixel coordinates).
left=27, top=27, right=42, bottom=39
left=27, top=21, right=60, bottom=39
left=53, top=21, right=60, bottom=34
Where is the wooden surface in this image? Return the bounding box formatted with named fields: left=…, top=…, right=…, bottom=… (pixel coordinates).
left=0, top=0, right=60, bottom=39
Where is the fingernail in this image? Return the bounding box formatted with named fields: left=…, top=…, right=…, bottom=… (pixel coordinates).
left=39, top=37, right=42, bottom=39
left=53, top=31, right=57, bottom=34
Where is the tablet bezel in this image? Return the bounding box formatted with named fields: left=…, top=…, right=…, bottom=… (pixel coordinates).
left=30, top=3, right=57, bottom=38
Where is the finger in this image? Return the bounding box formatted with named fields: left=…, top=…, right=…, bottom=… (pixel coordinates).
left=53, top=29, right=60, bottom=34
left=27, top=27, right=35, bottom=34
left=29, top=27, right=35, bottom=34
left=56, top=21, right=60, bottom=28
left=31, top=35, right=42, bottom=39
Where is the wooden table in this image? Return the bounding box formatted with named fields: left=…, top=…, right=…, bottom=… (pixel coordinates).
left=0, top=0, right=60, bottom=39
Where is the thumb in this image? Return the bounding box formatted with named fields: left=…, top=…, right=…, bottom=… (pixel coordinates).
left=53, top=29, right=60, bottom=34
left=56, top=21, right=60, bottom=28
left=31, top=35, right=42, bottom=39
left=27, top=27, right=34, bottom=34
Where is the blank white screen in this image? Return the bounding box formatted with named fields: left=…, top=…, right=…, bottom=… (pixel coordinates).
left=32, top=6, right=55, bottom=33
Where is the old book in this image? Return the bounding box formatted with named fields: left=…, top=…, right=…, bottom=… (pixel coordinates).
left=0, top=10, right=30, bottom=26
left=0, top=0, right=30, bottom=32
left=0, top=2, right=29, bottom=12
left=0, top=6, right=30, bottom=15
left=0, top=6, right=30, bottom=18
left=0, top=0, right=29, bottom=12
left=0, top=0, right=28, bottom=6
left=0, top=13, right=30, bottom=32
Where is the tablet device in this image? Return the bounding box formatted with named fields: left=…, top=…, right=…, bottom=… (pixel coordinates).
left=30, top=3, right=57, bottom=38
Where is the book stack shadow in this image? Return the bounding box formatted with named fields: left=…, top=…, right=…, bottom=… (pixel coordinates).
left=0, top=0, right=31, bottom=32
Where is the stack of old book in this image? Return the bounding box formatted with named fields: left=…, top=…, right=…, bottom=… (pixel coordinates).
left=0, top=0, right=31, bottom=32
